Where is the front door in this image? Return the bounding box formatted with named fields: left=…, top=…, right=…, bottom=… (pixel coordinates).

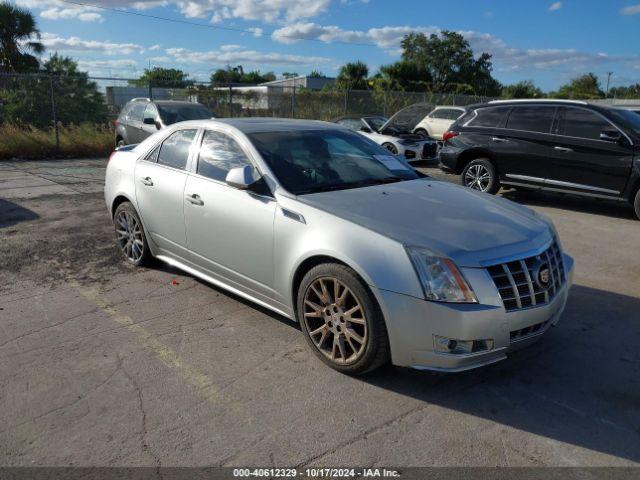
left=183, top=129, right=279, bottom=304
left=135, top=128, right=198, bottom=259
left=547, top=107, right=633, bottom=196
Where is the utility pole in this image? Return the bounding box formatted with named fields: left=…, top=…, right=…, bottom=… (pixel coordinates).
left=606, top=72, right=613, bottom=97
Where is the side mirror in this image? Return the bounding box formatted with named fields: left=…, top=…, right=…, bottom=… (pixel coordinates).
left=143, top=117, right=155, bottom=125
left=600, top=128, right=621, bottom=143
left=225, top=165, right=259, bottom=190
left=360, top=126, right=372, bottom=133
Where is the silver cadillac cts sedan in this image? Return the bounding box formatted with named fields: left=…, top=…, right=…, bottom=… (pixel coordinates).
left=105, top=118, right=574, bottom=375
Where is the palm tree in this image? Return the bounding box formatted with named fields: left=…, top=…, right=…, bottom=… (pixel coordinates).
left=0, top=2, right=44, bottom=72
left=336, top=61, right=369, bottom=91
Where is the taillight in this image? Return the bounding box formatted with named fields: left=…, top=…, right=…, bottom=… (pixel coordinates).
left=112, top=119, right=120, bottom=126
left=442, top=131, right=459, bottom=142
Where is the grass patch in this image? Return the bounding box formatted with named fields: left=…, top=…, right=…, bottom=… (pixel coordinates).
left=0, top=123, right=114, bottom=160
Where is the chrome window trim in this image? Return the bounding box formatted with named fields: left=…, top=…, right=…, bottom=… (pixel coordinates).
left=137, top=127, right=201, bottom=173
left=504, top=174, right=620, bottom=195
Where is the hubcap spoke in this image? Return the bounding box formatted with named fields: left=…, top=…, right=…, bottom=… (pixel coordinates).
left=303, top=276, right=368, bottom=365
left=115, top=211, right=144, bottom=262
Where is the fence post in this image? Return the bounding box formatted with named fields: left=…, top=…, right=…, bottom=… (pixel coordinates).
left=148, top=81, right=152, bottom=100
left=344, top=90, right=348, bottom=115
left=291, top=85, right=296, bottom=118
left=49, top=75, right=60, bottom=152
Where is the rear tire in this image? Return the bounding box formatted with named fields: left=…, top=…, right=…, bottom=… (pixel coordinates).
left=297, top=263, right=390, bottom=375
left=633, top=188, right=640, bottom=220
left=113, top=202, right=152, bottom=266
left=461, top=158, right=500, bottom=194
left=116, top=138, right=125, bottom=148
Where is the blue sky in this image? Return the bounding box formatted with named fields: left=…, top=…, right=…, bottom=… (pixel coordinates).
left=16, top=0, right=640, bottom=90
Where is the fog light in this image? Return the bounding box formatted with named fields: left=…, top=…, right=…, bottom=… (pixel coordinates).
left=434, top=336, right=494, bottom=355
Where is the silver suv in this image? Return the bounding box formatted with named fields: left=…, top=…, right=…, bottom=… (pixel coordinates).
left=105, top=118, right=574, bottom=375
left=114, top=98, right=213, bottom=147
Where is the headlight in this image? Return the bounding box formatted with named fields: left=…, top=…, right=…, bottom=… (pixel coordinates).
left=406, top=247, right=477, bottom=303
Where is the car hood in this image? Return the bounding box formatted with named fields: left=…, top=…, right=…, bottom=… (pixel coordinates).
left=296, top=178, right=554, bottom=268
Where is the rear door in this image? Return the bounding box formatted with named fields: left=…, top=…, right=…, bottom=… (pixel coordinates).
left=135, top=128, right=198, bottom=259
left=126, top=103, right=147, bottom=144
left=498, top=105, right=557, bottom=184
left=139, top=103, right=160, bottom=141
left=548, top=107, right=633, bottom=196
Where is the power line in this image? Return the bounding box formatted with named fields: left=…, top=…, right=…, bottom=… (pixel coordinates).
left=57, top=0, right=379, bottom=47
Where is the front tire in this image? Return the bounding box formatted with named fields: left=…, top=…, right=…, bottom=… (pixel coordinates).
left=633, top=188, right=640, bottom=220
left=297, top=263, right=390, bottom=375
left=382, top=142, right=398, bottom=155
left=461, top=158, right=500, bottom=194
left=113, top=202, right=152, bottom=266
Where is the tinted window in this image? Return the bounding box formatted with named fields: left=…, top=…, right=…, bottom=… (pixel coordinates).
left=128, top=103, right=146, bottom=122
left=157, top=104, right=212, bottom=125
left=607, top=108, right=640, bottom=136
left=118, top=104, right=132, bottom=121
left=157, top=129, right=197, bottom=170
left=247, top=129, right=419, bottom=195
left=506, top=106, right=555, bottom=133
left=364, top=117, right=387, bottom=131
left=467, top=107, right=509, bottom=127
left=560, top=108, right=611, bottom=140
left=197, top=131, right=252, bottom=182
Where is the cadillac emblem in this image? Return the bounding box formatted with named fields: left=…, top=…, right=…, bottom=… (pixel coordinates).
left=537, top=263, right=551, bottom=289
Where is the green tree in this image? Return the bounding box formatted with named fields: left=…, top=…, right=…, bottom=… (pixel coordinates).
left=210, top=65, right=275, bottom=85
left=609, top=83, right=640, bottom=99
left=282, top=72, right=298, bottom=79
left=1, top=54, right=107, bottom=127
left=400, top=31, right=501, bottom=95
left=0, top=2, right=44, bottom=72
left=336, top=61, right=369, bottom=90
left=308, top=70, right=324, bottom=78
left=373, top=60, right=432, bottom=92
left=129, top=67, right=192, bottom=88
left=501, top=80, right=545, bottom=99
left=550, top=73, right=605, bottom=99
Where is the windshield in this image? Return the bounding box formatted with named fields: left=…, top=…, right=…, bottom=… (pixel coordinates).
left=383, top=103, right=433, bottom=133
left=363, top=116, right=387, bottom=132
left=248, top=129, right=420, bottom=195
left=157, top=104, right=212, bottom=125
left=607, top=108, right=640, bottom=137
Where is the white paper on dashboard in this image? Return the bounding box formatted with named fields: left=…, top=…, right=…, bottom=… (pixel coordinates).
left=374, top=155, right=411, bottom=171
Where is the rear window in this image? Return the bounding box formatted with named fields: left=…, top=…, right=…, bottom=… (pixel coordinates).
left=157, top=104, right=212, bottom=125
left=466, top=107, right=510, bottom=128
left=506, top=106, right=555, bottom=134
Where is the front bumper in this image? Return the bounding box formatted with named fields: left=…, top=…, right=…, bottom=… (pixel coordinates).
left=402, top=142, right=439, bottom=162
left=373, top=253, right=574, bottom=372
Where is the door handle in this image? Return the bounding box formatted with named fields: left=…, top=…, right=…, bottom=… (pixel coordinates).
left=139, top=176, right=153, bottom=186
left=491, top=137, right=507, bottom=143
left=554, top=146, right=573, bottom=153
left=185, top=193, right=204, bottom=206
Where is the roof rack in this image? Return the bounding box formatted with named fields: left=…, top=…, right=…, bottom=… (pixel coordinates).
left=488, top=99, right=588, bottom=105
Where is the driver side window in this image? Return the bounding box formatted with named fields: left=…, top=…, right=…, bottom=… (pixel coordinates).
left=197, top=130, right=252, bottom=182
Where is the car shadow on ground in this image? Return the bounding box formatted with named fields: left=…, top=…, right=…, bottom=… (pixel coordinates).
left=0, top=198, right=39, bottom=228
left=363, top=284, right=640, bottom=463
left=501, top=188, right=636, bottom=220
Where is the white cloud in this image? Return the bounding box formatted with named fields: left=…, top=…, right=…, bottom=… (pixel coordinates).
left=164, top=46, right=329, bottom=66
left=271, top=22, right=640, bottom=73
left=39, top=32, right=145, bottom=55
left=149, top=44, right=162, bottom=50
left=548, top=2, right=562, bottom=12
left=22, top=0, right=333, bottom=23
left=247, top=27, right=264, bottom=37
left=620, top=4, right=640, bottom=15
left=77, top=58, right=138, bottom=69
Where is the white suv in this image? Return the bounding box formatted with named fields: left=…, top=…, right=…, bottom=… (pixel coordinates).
left=414, top=106, right=466, bottom=140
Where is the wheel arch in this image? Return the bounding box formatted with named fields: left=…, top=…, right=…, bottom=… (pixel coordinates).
left=289, top=253, right=378, bottom=321
left=111, top=194, right=133, bottom=217
left=456, top=148, right=497, bottom=175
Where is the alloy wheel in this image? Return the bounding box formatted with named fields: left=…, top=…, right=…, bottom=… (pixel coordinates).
left=464, top=164, right=491, bottom=191
left=303, top=277, right=368, bottom=365
left=384, top=143, right=398, bottom=155
left=115, top=210, right=145, bottom=263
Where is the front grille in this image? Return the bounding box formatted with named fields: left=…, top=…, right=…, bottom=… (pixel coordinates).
left=422, top=143, right=438, bottom=159
left=487, top=241, right=565, bottom=312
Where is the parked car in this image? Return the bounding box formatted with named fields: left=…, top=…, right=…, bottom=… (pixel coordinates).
left=114, top=98, right=213, bottom=147
left=335, top=115, right=438, bottom=161
left=105, top=118, right=574, bottom=375
left=439, top=99, right=640, bottom=219
left=413, top=106, right=466, bottom=140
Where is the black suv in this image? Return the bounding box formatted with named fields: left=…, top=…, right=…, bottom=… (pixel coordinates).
left=439, top=100, right=640, bottom=219
left=114, top=99, right=213, bottom=147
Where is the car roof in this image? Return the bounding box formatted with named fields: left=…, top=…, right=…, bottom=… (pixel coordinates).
left=465, top=99, right=625, bottom=116
left=173, top=117, right=341, bottom=133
